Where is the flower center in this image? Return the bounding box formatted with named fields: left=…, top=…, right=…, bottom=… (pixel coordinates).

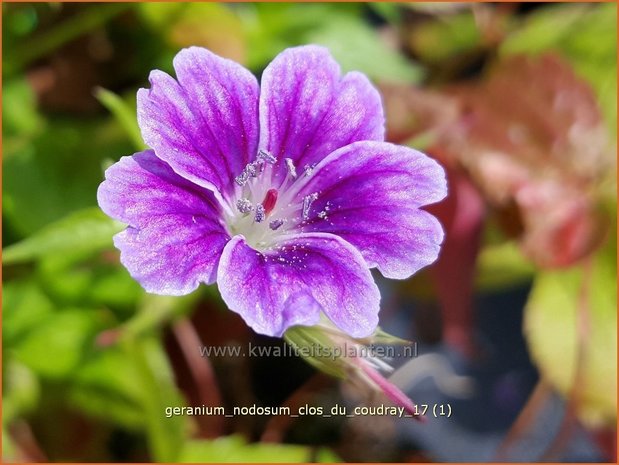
left=225, top=151, right=325, bottom=251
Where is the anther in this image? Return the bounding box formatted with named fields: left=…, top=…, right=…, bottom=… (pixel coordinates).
left=302, top=192, right=319, bottom=220
left=258, top=149, right=277, bottom=164
left=285, top=158, right=297, bottom=178
left=254, top=205, right=266, bottom=223
left=246, top=160, right=264, bottom=178
left=269, top=219, right=284, bottom=230
left=303, top=164, right=316, bottom=177
left=235, top=171, right=249, bottom=187
left=236, top=198, right=254, bottom=214
left=262, top=188, right=279, bottom=214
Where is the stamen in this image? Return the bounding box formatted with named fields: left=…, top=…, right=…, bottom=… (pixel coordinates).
left=269, top=219, right=284, bottom=230
left=302, top=192, right=319, bottom=220
left=254, top=204, right=266, bottom=223
left=246, top=160, right=264, bottom=178
left=236, top=198, right=254, bottom=214
left=303, top=164, right=316, bottom=177
left=284, top=158, right=297, bottom=178
left=235, top=171, right=249, bottom=187
left=262, top=188, right=279, bottom=214
left=258, top=149, right=277, bottom=164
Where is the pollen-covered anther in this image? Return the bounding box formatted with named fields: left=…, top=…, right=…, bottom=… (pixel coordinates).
left=303, top=164, right=316, bottom=177
left=235, top=171, right=249, bottom=187
left=258, top=149, right=277, bottom=164
left=302, top=192, right=319, bottom=220
left=269, top=219, right=284, bottom=230
left=236, top=198, right=254, bottom=214
left=254, top=204, right=266, bottom=223
left=285, top=158, right=297, bottom=178
left=246, top=160, right=264, bottom=178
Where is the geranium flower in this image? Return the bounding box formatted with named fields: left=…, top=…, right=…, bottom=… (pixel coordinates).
left=97, top=45, right=447, bottom=338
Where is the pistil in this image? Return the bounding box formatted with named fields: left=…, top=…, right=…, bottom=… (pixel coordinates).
left=262, top=188, right=279, bottom=214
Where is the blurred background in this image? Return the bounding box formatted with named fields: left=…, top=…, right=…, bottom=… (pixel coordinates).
left=2, top=2, right=617, bottom=462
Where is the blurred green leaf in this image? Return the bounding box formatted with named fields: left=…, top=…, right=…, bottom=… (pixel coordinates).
left=3, top=279, right=55, bottom=348
left=2, top=426, right=17, bottom=462
left=368, top=3, right=401, bottom=24
left=139, top=3, right=246, bottom=64
left=502, top=3, right=618, bottom=132
left=3, top=208, right=123, bottom=265
left=307, top=16, right=422, bottom=84
left=2, top=361, right=41, bottom=425
left=524, top=229, right=617, bottom=427
left=36, top=252, right=142, bottom=315
left=95, top=88, right=145, bottom=151
left=3, top=118, right=132, bottom=237
left=2, top=78, right=44, bottom=138
left=136, top=1, right=185, bottom=27
left=4, top=3, right=133, bottom=76
left=87, top=265, right=144, bottom=310
left=120, top=293, right=197, bottom=340
left=240, top=3, right=362, bottom=71
left=475, top=240, right=535, bottom=291
left=180, top=435, right=340, bottom=463
left=67, top=346, right=148, bottom=430
left=407, top=11, right=481, bottom=64
left=123, top=336, right=187, bottom=462
left=12, top=308, right=103, bottom=379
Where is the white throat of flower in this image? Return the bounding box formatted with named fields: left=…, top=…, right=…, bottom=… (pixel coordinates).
left=224, top=150, right=328, bottom=251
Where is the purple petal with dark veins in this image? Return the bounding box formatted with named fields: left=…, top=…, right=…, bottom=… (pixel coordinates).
left=137, top=47, right=259, bottom=202
left=259, top=45, right=384, bottom=186
left=97, top=150, right=230, bottom=294
left=294, top=141, right=447, bottom=279
left=217, top=233, right=380, bottom=337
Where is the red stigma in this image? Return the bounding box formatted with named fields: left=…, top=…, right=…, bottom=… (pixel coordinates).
left=262, top=188, right=278, bottom=214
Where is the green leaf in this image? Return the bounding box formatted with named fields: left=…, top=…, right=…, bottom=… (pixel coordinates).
left=30, top=250, right=142, bottom=312
left=4, top=3, right=134, bottom=76
left=3, top=208, right=123, bottom=265
left=121, top=293, right=199, bottom=340
left=3, top=118, right=132, bottom=237
left=2, top=361, right=40, bottom=425
left=524, top=231, right=617, bottom=427
left=475, top=241, right=535, bottom=291
left=95, top=88, right=145, bottom=151
left=67, top=346, right=148, bottom=430
left=139, top=3, right=246, bottom=65
left=2, top=279, right=55, bottom=348
left=12, top=309, right=103, bottom=379
left=2, top=78, right=44, bottom=138
left=406, top=11, right=482, bottom=65
left=239, top=3, right=363, bottom=71
left=306, top=16, right=422, bottom=84
left=122, top=336, right=187, bottom=462
left=368, top=3, right=401, bottom=24
left=2, top=426, right=17, bottom=462
left=179, top=435, right=340, bottom=463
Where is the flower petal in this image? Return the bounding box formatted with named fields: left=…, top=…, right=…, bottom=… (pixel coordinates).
left=137, top=47, right=259, bottom=202
left=97, top=150, right=230, bottom=294
left=217, top=233, right=380, bottom=337
left=295, top=141, right=447, bottom=279
left=259, top=45, right=384, bottom=185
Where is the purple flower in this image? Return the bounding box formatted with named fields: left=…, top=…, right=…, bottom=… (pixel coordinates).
left=97, top=46, right=447, bottom=338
